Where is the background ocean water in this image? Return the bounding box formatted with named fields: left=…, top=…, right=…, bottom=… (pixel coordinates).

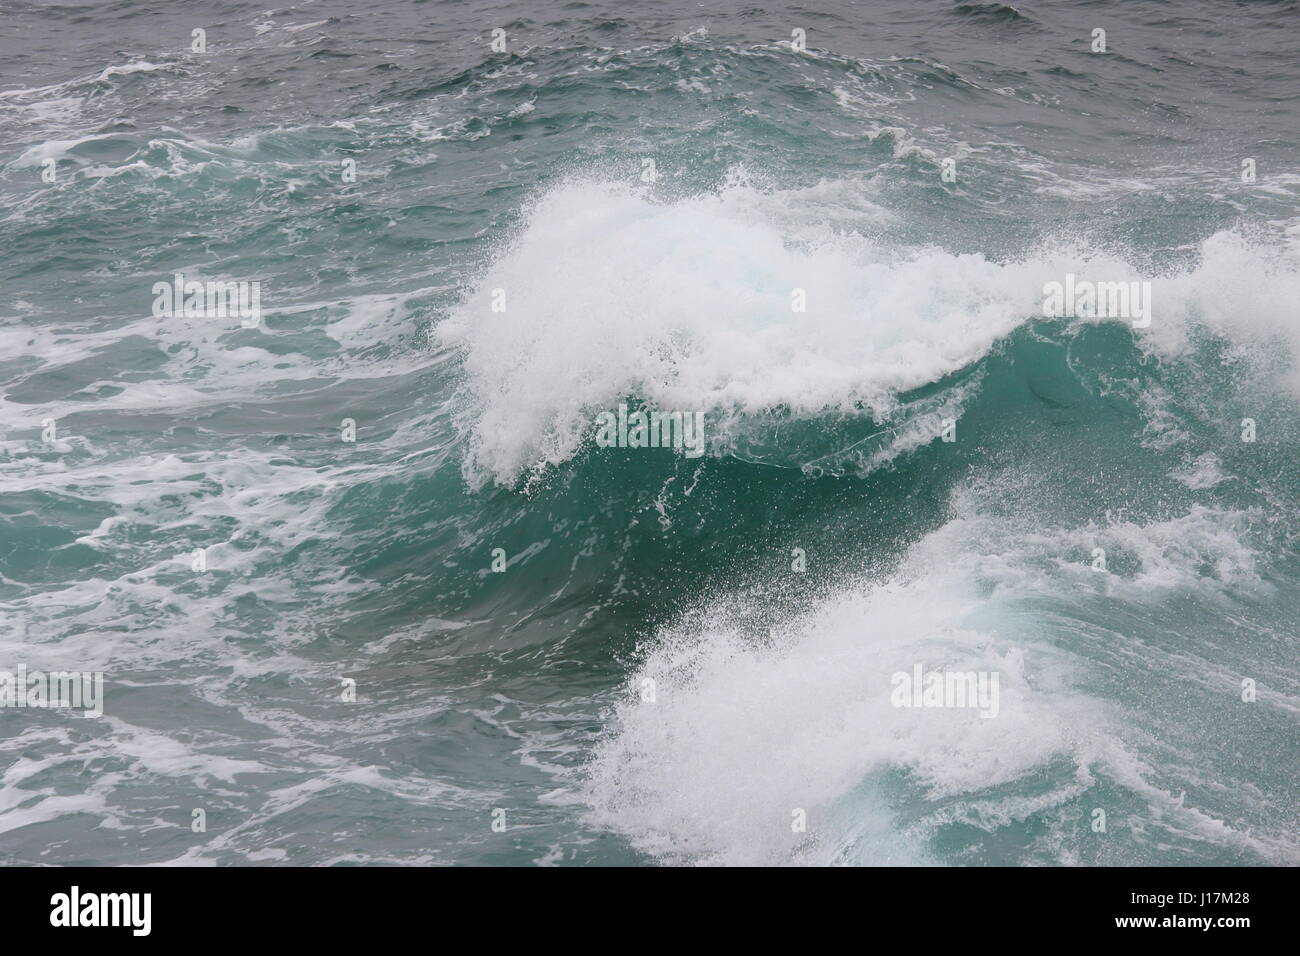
left=0, top=0, right=1297, bottom=866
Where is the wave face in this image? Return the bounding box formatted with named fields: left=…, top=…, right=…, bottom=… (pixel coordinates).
left=1, top=0, right=1298, bottom=865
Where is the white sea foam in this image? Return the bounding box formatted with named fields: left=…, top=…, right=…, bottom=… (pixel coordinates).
left=438, top=175, right=1041, bottom=486
left=582, top=497, right=1291, bottom=866
left=439, top=175, right=1300, bottom=488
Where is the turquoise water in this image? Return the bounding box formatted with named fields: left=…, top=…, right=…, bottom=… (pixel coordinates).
left=0, top=0, right=1297, bottom=865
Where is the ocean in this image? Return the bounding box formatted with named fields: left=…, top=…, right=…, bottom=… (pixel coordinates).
left=0, top=0, right=1297, bottom=866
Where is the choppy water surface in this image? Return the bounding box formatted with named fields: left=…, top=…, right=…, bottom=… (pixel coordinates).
left=1, top=0, right=1297, bottom=865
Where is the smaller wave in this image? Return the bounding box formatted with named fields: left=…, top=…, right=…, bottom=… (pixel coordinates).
left=582, top=498, right=1292, bottom=866
left=950, top=3, right=1038, bottom=26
